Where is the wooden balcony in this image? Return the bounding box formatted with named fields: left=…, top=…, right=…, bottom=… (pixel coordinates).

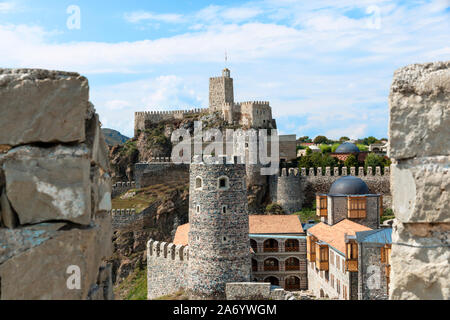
left=306, top=252, right=316, bottom=262
left=346, top=259, right=358, bottom=272
left=285, top=284, right=300, bottom=290
left=264, top=265, right=279, bottom=271
left=264, top=247, right=278, bottom=253
left=252, top=266, right=258, bottom=272
left=285, top=265, right=300, bottom=271
left=315, top=260, right=329, bottom=271
left=285, top=247, right=299, bottom=252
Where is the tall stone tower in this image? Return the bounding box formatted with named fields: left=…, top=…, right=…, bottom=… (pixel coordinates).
left=209, top=68, right=234, bottom=112
left=187, top=156, right=250, bottom=299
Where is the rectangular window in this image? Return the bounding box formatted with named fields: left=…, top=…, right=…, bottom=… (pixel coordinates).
left=306, top=235, right=317, bottom=262
left=316, top=195, right=328, bottom=217
left=348, top=196, right=367, bottom=218
left=343, top=285, right=348, bottom=300
left=346, top=241, right=359, bottom=272
left=331, top=274, right=334, bottom=288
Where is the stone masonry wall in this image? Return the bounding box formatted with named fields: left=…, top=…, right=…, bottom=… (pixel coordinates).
left=147, top=239, right=189, bottom=300
left=358, top=243, right=389, bottom=300
left=0, top=69, right=113, bottom=300
left=134, top=161, right=189, bottom=189
left=388, top=61, right=449, bottom=300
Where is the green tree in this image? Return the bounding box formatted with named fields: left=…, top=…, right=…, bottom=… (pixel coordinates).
left=297, top=136, right=312, bottom=143
left=313, top=135, right=329, bottom=144
left=331, top=143, right=340, bottom=152
left=339, top=136, right=350, bottom=142
left=365, top=153, right=391, bottom=171
left=363, top=136, right=379, bottom=145
left=344, top=154, right=358, bottom=168
left=319, top=144, right=332, bottom=153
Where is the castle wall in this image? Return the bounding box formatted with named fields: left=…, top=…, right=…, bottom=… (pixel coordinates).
left=388, top=61, right=450, bottom=300
left=147, top=240, right=189, bottom=300
left=112, top=181, right=136, bottom=198
left=299, top=166, right=390, bottom=209
left=134, top=109, right=208, bottom=136
left=225, top=282, right=295, bottom=300
left=134, top=161, right=189, bottom=189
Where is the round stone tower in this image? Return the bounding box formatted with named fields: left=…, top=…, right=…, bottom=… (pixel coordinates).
left=187, top=156, right=251, bottom=299
left=270, top=167, right=303, bottom=214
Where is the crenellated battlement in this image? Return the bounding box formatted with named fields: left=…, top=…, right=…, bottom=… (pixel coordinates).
left=298, top=166, right=390, bottom=177
left=134, top=108, right=208, bottom=136
left=110, top=208, right=136, bottom=216
left=135, top=108, right=207, bottom=117
left=111, top=181, right=136, bottom=198
left=147, top=239, right=189, bottom=262
left=238, top=101, right=270, bottom=106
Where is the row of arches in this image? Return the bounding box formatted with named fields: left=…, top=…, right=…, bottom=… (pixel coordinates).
left=250, top=238, right=300, bottom=253
left=253, top=276, right=302, bottom=290
left=252, top=257, right=301, bottom=272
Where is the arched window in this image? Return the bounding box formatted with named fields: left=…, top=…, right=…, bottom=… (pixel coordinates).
left=285, top=276, right=300, bottom=290
left=264, top=276, right=279, bottom=286
left=285, top=239, right=299, bottom=252
left=195, top=177, right=203, bottom=190
left=285, top=257, right=300, bottom=271
left=217, top=176, right=229, bottom=190
left=264, top=258, right=279, bottom=271
left=263, top=239, right=279, bottom=252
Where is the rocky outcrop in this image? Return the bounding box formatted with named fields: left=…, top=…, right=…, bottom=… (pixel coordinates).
left=0, top=68, right=114, bottom=300
left=388, top=61, right=450, bottom=300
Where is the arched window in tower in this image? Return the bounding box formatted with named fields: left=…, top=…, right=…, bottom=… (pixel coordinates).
left=195, top=177, right=203, bottom=190
left=222, top=205, right=227, bottom=214
left=196, top=205, right=200, bottom=213
left=217, top=176, right=229, bottom=190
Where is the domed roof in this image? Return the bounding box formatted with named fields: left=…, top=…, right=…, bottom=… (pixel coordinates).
left=335, top=142, right=360, bottom=153
left=329, top=176, right=369, bottom=195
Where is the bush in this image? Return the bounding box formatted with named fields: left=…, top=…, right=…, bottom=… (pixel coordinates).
left=265, top=203, right=285, bottom=215
left=344, top=154, right=358, bottom=167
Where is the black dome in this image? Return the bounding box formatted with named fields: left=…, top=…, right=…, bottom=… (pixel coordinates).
left=335, top=142, right=360, bottom=153
left=329, top=176, right=369, bottom=195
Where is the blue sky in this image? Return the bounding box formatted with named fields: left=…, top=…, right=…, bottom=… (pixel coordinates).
left=1, top=0, right=449, bottom=139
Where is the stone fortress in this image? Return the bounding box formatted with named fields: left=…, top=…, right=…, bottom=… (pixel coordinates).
left=129, top=69, right=391, bottom=218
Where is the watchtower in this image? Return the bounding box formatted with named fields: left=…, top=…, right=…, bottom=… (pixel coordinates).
left=187, top=156, right=251, bottom=299
left=209, top=68, right=234, bottom=112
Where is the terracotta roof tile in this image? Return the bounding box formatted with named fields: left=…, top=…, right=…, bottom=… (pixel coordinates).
left=173, top=215, right=304, bottom=246
left=307, top=219, right=372, bottom=255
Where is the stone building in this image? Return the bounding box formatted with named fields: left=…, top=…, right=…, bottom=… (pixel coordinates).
left=306, top=175, right=388, bottom=300
left=174, top=215, right=307, bottom=292
left=248, top=215, right=307, bottom=291
left=306, top=220, right=371, bottom=299
left=316, top=176, right=382, bottom=229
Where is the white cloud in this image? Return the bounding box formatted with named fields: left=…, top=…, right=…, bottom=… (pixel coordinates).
left=1, top=0, right=449, bottom=139
left=0, top=1, right=15, bottom=13
left=124, top=11, right=184, bottom=24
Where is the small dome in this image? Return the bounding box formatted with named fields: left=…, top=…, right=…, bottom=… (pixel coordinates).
left=329, top=176, right=369, bottom=195
left=335, top=142, right=360, bottom=153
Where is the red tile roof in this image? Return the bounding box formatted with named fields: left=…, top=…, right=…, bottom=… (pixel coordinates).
left=307, top=219, right=372, bottom=255
left=173, top=215, right=304, bottom=246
